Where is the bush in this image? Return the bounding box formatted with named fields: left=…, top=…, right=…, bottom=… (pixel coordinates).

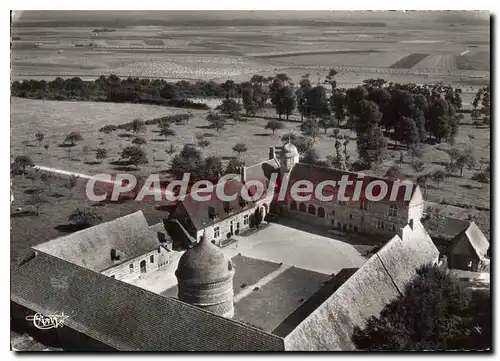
left=69, top=207, right=102, bottom=228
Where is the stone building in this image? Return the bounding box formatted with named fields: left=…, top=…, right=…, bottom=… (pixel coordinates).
left=31, top=211, right=172, bottom=282
left=175, top=231, right=235, bottom=318
left=170, top=140, right=425, bottom=244
left=447, top=221, right=490, bottom=272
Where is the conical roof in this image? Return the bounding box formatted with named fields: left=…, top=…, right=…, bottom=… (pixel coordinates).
left=175, top=231, right=232, bottom=284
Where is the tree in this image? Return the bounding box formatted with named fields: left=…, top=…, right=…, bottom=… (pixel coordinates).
left=13, top=155, right=34, bottom=175
left=64, top=132, right=83, bottom=146
left=265, top=119, right=284, bottom=135
left=132, top=136, right=147, bottom=146
left=44, top=144, right=49, bottom=151
left=35, top=132, right=45, bottom=146
left=121, top=145, right=148, bottom=169
left=170, top=144, right=205, bottom=180
left=353, top=265, right=490, bottom=351
left=206, top=112, right=226, bottom=135
left=96, top=148, right=108, bottom=163
left=431, top=170, right=446, bottom=189
left=301, top=118, right=320, bottom=141
left=412, top=160, right=425, bottom=174
left=232, top=143, right=248, bottom=157
left=385, top=166, right=401, bottom=179
left=318, top=117, right=333, bottom=134
left=424, top=206, right=446, bottom=232
left=203, top=156, right=223, bottom=181
left=69, top=207, right=102, bottom=229
left=65, top=174, right=79, bottom=190
left=27, top=193, right=48, bottom=216
left=225, top=158, right=244, bottom=175
left=216, top=98, right=242, bottom=117
left=165, top=144, right=176, bottom=158
left=198, top=138, right=210, bottom=150
left=159, top=125, right=176, bottom=141
left=301, top=148, right=320, bottom=165
left=357, top=125, right=387, bottom=168
left=455, top=151, right=476, bottom=177
left=324, top=68, right=338, bottom=93
left=131, top=118, right=146, bottom=133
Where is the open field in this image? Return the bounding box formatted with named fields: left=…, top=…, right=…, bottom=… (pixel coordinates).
left=11, top=97, right=491, bottom=238
left=11, top=17, right=489, bottom=88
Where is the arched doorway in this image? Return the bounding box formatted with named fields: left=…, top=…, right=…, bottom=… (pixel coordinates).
left=140, top=260, right=147, bottom=274
left=308, top=204, right=316, bottom=215
left=299, top=203, right=306, bottom=212
left=290, top=200, right=297, bottom=211
left=318, top=207, right=326, bottom=218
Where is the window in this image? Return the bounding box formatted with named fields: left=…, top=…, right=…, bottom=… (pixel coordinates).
left=150, top=255, right=154, bottom=263
left=157, top=247, right=161, bottom=253
left=331, top=210, right=335, bottom=216
left=360, top=200, right=368, bottom=211
left=377, top=220, right=385, bottom=230
left=389, top=204, right=397, bottom=217
left=390, top=223, right=396, bottom=232
left=299, top=203, right=306, bottom=212
left=129, top=264, right=134, bottom=273
left=354, top=226, right=358, bottom=233
left=308, top=204, right=316, bottom=215
left=243, top=214, right=249, bottom=225
left=349, top=214, right=352, bottom=219
left=318, top=207, right=326, bottom=218
left=110, top=275, right=115, bottom=279
left=213, top=226, right=220, bottom=238
left=290, top=201, right=297, bottom=211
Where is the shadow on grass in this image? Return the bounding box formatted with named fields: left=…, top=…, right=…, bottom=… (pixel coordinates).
left=110, top=160, right=132, bottom=166
left=203, top=133, right=216, bottom=138
left=254, top=133, right=272, bottom=137
left=24, top=188, right=44, bottom=195
left=57, top=143, right=76, bottom=148
left=196, top=125, right=212, bottom=130
left=221, top=156, right=237, bottom=160
left=84, top=161, right=101, bottom=165
left=151, top=138, right=167, bottom=142
left=432, top=161, right=449, bottom=166
left=54, top=223, right=88, bottom=233
left=118, top=133, right=133, bottom=138
left=49, top=192, right=66, bottom=198
left=11, top=210, right=38, bottom=218
left=461, top=184, right=480, bottom=190
left=113, top=166, right=138, bottom=172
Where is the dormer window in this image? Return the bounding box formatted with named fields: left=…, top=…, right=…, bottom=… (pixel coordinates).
left=208, top=206, right=218, bottom=220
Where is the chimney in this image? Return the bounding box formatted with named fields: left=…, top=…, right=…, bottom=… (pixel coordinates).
left=269, top=146, right=275, bottom=160
left=240, top=165, right=247, bottom=183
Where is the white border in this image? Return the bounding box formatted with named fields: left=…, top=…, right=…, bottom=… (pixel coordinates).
left=3, top=4, right=497, bottom=360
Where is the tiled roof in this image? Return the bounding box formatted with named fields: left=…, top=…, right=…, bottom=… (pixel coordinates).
left=452, top=221, right=489, bottom=259
left=288, top=163, right=417, bottom=204
left=175, top=179, right=263, bottom=230
left=11, top=251, right=285, bottom=351
left=283, top=219, right=439, bottom=350
left=32, top=211, right=160, bottom=272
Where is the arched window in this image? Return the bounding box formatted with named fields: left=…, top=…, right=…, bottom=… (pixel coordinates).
left=299, top=203, right=306, bottom=212
left=308, top=204, right=316, bottom=215
left=290, top=200, right=297, bottom=211
left=318, top=207, right=326, bottom=218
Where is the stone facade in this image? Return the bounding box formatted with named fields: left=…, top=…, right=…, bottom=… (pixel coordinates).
left=100, top=246, right=171, bottom=282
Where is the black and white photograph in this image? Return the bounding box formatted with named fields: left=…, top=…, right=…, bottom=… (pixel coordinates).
left=9, top=9, right=491, bottom=352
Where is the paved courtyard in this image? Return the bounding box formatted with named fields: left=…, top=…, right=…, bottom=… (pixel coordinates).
left=224, top=223, right=367, bottom=275
left=131, top=222, right=368, bottom=295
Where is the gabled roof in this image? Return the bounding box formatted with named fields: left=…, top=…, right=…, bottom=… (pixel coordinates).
left=288, top=163, right=416, bottom=204
left=283, top=219, right=439, bottom=350
left=11, top=251, right=285, bottom=351
left=32, top=211, right=160, bottom=272
left=175, top=179, right=264, bottom=230
left=245, top=158, right=281, bottom=184
left=451, top=221, right=489, bottom=259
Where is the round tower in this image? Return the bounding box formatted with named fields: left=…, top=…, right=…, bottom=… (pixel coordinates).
left=280, top=141, right=299, bottom=173
left=175, top=231, right=235, bottom=318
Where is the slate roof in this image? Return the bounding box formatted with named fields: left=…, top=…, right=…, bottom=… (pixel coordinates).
left=11, top=251, right=285, bottom=351
left=288, top=163, right=417, bottom=204
left=245, top=158, right=281, bottom=185
left=174, top=179, right=265, bottom=230
left=282, top=219, right=439, bottom=350
left=32, top=211, right=161, bottom=272
left=451, top=221, right=489, bottom=259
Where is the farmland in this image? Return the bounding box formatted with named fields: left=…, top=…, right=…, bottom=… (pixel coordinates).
left=10, top=11, right=491, bottom=256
